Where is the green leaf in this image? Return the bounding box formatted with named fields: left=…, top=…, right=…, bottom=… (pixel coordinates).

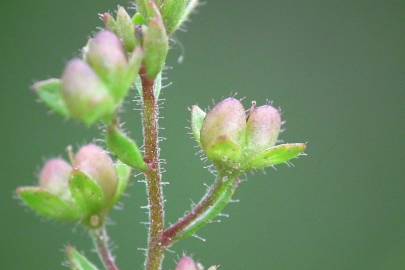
left=244, top=143, right=307, bottom=170
left=143, top=2, right=169, bottom=79
left=32, top=78, right=70, bottom=117
left=69, top=170, right=105, bottom=216
left=113, top=161, right=132, bottom=205
left=106, top=126, right=147, bottom=171
left=190, top=105, right=206, bottom=144
left=160, top=0, right=188, bottom=34
left=16, top=187, right=81, bottom=222
left=66, top=246, right=99, bottom=270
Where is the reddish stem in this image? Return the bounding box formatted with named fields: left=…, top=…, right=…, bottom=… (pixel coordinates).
left=92, top=227, right=120, bottom=270
left=140, top=66, right=165, bottom=270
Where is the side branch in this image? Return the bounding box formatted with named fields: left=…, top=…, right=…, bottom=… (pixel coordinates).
left=91, top=227, right=120, bottom=270
left=161, top=172, right=240, bottom=248
left=140, top=67, right=165, bottom=270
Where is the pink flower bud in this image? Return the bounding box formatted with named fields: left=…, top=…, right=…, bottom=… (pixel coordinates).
left=200, top=98, right=246, bottom=163
left=176, top=256, right=198, bottom=270
left=86, top=30, right=128, bottom=81
left=39, top=159, right=72, bottom=198
left=246, top=105, right=281, bottom=153
left=61, top=59, right=115, bottom=125
left=74, top=144, right=118, bottom=203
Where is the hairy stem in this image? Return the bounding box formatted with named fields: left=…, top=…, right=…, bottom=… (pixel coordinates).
left=161, top=171, right=240, bottom=248
left=140, top=67, right=165, bottom=270
left=91, top=227, right=120, bottom=270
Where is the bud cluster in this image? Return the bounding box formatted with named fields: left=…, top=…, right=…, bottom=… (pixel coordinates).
left=192, top=98, right=306, bottom=171
left=33, top=30, right=143, bottom=126
left=17, top=144, right=131, bottom=227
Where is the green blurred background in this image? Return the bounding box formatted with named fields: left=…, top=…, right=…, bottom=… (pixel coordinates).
left=1, top=0, right=404, bottom=269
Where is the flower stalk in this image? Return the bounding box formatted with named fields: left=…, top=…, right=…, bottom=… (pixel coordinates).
left=91, top=227, right=120, bottom=270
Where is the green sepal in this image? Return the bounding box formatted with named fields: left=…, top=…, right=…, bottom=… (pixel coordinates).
left=206, top=139, right=242, bottom=165
left=106, top=125, right=147, bottom=171
left=69, top=170, right=105, bottom=217
left=113, top=161, right=132, bottom=205
left=66, top=246, right=99, bottom=270
left=143, top=2, right=169, bottom=79
left=32, top=78, right=70, bottom=117
left=244, top=143, right=307, bottom=170
left=160, top=0, right=188, bottom=34
left=190, top=105, right=206, bottom=144
left=16, top=187, right=81, bottom=222
left=114, top=47, right=144, bottom=103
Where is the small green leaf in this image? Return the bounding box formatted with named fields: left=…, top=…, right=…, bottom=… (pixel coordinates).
left=17, top=187, right=81, bottom=222
left=66, top=246, right=99, bottom=270
left=33, top=78, right=70, bottom=117
left=106, top=126, right=147, bottom=171
left=113, top=161, right=132, bottom=205
left=143, top=2, right=169, bottom=79
left=160, top=0, right=188, bottom=34
left=69, top=170, right=105, bottom=216
left=244, top=143, right=307, bottom=170
left=190, top=105, right=206, bottom=144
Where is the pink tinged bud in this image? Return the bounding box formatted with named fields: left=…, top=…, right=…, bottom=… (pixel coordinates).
left=201, top=98, right=246, bottom=163
left=176, top=256, right=198, bottom=270
left=86, top=31, right=128, bottom=82
left=39, top=159, right=72, bottom=198
left=61, top=59, right=115, bottom=125
left=246, top=105, right=281, bottom=153
left=74, top=144, right=118, bottom=203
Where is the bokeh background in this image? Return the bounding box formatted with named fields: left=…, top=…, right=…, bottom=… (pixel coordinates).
left=0, top=0, right=404, bottom=269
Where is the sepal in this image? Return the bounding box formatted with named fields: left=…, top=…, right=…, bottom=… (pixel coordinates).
left=106, top=125, right=147, bottom=171
left=16, top=187, right=81, bottom=222
left=190, top=105, right=206, bottom=144
left=32, top=78, right=70, bottom=117
left=244, top=143, right=307, bottom=170
left=69, top=170, right=105, bottom=221
left=113, top=161, right=132, bottom=205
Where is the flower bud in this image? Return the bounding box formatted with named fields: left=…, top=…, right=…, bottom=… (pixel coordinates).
left=246, top=105, right=281, bottom=154
left=143, top=2, right=169, bottom=79
left=201, top=98, right=246, bottom=163
left=61, top=59, right=115, bottom=125
left=86, top=31, right=128, bottom=83
left=176, top=256, right=198, bottom=270
left=116, top=6, right=138, bottom=51
left=39, top=159, right=72, bottom=198
left=74, top=144, right=118, bottom=203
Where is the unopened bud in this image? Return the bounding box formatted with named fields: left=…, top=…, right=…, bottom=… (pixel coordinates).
left=246, top=105, right=281, bottom=153
left=176, top=256, right=198, bottom=270
left=61, top=59, right=115, bottom=125
left=143, top=2, right=169, bottom=79
left=74, top=144, right=118, bottom=203
left=201, top=98, right=246, bottom=164
left=116, top=6, right=138, bottom=51
left=39, top=159, right=72, bottom=198
left=86, top=31, right=128, bottom=83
